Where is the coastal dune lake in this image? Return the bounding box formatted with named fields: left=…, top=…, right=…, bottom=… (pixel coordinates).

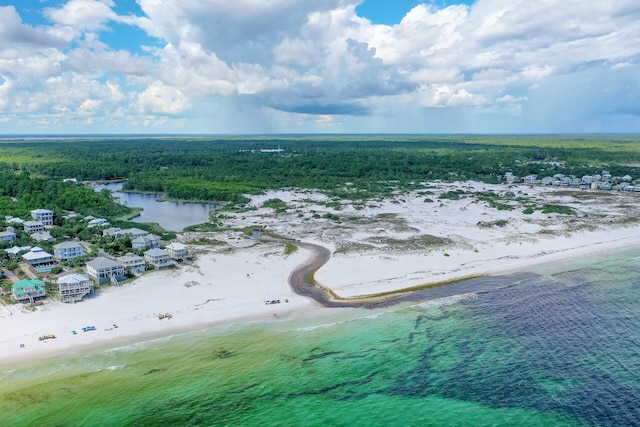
left=93, top=183, right=219, bottom=231
left=2, top=249, right=640, bottom=426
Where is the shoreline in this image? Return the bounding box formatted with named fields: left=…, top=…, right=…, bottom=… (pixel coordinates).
left=4, top=182, right=640, bottom=370
left=3, top=226, right=640, bottom=370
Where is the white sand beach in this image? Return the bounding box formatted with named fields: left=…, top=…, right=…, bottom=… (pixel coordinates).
left=2, top=181, right=640, bottom=367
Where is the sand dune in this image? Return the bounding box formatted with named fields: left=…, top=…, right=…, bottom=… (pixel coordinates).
left=2, top=181, right=640, bottom=367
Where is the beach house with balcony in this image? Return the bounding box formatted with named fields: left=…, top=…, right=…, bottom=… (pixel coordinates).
left=22, top=247, right=55, bottom=273
left=118, top=253, right=145, bottom=274
left=144, top=248, right=173, bottom=269
left=54, top=241, right=85, bottom=261
left=166, top=242, right=190, bottom=261
left=86, top=256, right=125, bottom=285
left=0, top=230, right=16, bottom=242
left=58, top=273, right=93, bottom=303
left=12, top=279, right=46, bottom=303
left=132, top=234, right=161, bottom=250
left=23, top=221, right=44, bottom=234
left=31, top=209, right=54, bottom=226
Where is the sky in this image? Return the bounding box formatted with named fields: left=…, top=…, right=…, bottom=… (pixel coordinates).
left=0, top=0, right=639, bottom=134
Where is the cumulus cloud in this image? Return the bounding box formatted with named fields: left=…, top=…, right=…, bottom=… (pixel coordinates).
left=2, top=0, right=640, bottom=133
left=0, top=6, right=67, bottom=48
left=136, top=81, right=189, bottom=115
left=44, top=0, right=117, bottom=31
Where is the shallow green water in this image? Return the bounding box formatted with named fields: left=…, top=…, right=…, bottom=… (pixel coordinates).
left=3, top=249, right=640, bottom=426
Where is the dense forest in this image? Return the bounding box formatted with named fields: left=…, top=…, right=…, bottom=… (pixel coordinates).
left=0, top=165, right=130, bottom=221
left=0, top=135, right=638, bottom=206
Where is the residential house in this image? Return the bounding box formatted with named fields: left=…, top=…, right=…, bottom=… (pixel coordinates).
left=118, top=228, right=149, bottom=239
left=30, top=231, right=55, bottom=243
left=102, top=227, right=122, bottom=237
left=22, top=247, right=55, bottom=273
left=54, top=241, right=85, bottom=261
left=118, top=253, right=145, bottom=274
left=540, top=176, right=555, bottom=186
left=166, top=242, right=190, bottom=261
left=31, top=209, right=54, bottom=226
left=103, top=227, right=149, bottom=240
left=5, top=245, right=31, bottom=259
left=131, top=234, right=161, bottom=250
left=23, top=221, right=44, bottom=234
left=86, top=256, right=125, bottom=285
left=0, top=230, right=16, bottom=242
left=5, top=216, right=24, bottom=224
left=58, top=273, right=93, bottom=303
left=12, top=279, right=46, bottom=303
left=144, top=248, right=173, bottom=269
left=87, top=218, right=109, bottom=228
left=503, top=172, right=519, bottom=184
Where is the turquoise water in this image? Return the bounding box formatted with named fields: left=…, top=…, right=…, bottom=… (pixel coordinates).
left=2, top=249, right=640, bottom=426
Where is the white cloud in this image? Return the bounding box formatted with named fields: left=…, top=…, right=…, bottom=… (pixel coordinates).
left=45, top=0, right=117, bottom=31
left=2, top=0, right=640, bottom=133
left=0, top=6, right=67, bottom=48
left=136, top=81, right=189, bottom=115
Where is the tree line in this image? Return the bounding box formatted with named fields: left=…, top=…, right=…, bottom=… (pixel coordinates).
left=0, top=135, right=637, bottom=204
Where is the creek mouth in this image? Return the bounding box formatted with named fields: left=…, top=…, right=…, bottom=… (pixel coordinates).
left=285, top=239, right=534, bottom=308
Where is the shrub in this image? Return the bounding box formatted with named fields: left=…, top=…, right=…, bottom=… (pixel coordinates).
left=542, top=204, right=576, bottom=215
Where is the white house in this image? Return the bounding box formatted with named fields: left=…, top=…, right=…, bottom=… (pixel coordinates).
left=0, top=230, right=16, bottom=242
left=22, top=247, right=55, bottom=273
left=6, top=216, right=24, bottom=224
left=118, top=253, right=145, bottom=274
left=31, top=231, right=55, bottom=243
left=86, top=257, right=125, bottom=285
left=87, top=218, right=109, bottom=228
left=131, top=234, right=161, bottom=250
left=144, top=248, right=173, bottom=269
left=31, top=209, right=54, bottom=226
left=58, top=273, right=93, bottom=303
left=102, top=227, right=122, bottom=237
left=118, top=228, right=149, bottom=239
left=23, top=221, right=44, bottom=234
left=166, top=242, right=190, bottom=261
left=5, top=245, right=30, bottom=259
left=54, top=241, right=85, bottom=261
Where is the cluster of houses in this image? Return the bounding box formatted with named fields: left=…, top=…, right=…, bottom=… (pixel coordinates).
left=504, top=170, right=639, bottom=191
left=3, top=209, right=190, bottom=305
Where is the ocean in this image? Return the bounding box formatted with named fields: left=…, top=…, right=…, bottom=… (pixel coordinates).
left=2, top=248, right=640, bottom=426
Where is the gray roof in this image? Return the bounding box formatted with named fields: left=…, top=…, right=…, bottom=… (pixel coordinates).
left=121, top=228, right=148, bottom=236
left=144, top=248, right=169, bottom=257
left=58, top=273, right=91, bottom=285
left=167, top=242, right=187, bottom=250
left=118, top=253, right=143, bottom=262
left=87, top=256, right=123, bottom=269
left=22, top=249, right=53, bottom=261
left=54, top=241, right=83, bottom=249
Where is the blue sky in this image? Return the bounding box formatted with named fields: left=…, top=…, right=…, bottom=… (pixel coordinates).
left=0, top=0, right=639, bottom=134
